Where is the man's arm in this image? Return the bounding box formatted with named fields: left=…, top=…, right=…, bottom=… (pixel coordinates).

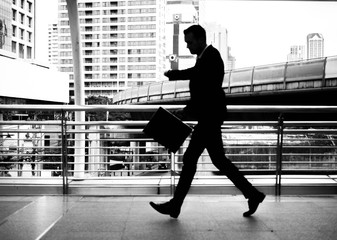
left=164, top=67, right=195, bottom=81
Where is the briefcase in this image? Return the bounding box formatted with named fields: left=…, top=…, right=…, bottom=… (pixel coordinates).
left=143, top=107, right=193, bottom=153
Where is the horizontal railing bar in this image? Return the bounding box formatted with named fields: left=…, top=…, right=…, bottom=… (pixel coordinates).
left=0, top=104, right=184, bottom=112
left=2, top=120, right=335, bottom=127
left=1, top=105, right=337, bottom=113
left=0, top=121, right=62, bottom=125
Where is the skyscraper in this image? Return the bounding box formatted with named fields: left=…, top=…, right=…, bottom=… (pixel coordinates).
left=307, top=33, right=324, bottom=59
left=0, top=0, right=35, bottom=59
left=47, top=23, right=59, bottom=66
left=203, top=22, right=228, bottom=66
left=57, top=0, right=166, bottom=101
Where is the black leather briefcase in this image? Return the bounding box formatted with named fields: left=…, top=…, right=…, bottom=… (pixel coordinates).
left=143, top=107, right=193, bottom=153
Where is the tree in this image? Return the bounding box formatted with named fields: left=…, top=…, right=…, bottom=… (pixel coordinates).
left=85, top=95, right=130, bottom=121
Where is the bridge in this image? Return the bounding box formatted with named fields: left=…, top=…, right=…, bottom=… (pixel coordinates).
left=113, top=56, right=337, bottom=121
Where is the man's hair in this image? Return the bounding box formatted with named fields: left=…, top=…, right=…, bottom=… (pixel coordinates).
left=183, top=25, right=206, bottom=41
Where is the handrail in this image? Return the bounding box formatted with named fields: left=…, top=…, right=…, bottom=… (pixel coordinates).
left=1, top=104, right=337, bottom=113
left=0, top=105, right=336, bottom=196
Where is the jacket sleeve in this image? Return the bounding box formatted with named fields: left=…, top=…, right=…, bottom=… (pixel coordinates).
left=166, top=67, right=196, bottom=81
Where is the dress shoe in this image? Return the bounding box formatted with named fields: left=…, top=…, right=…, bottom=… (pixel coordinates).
left=149, top=201, right=180, bottom=218
left=243, top=192, right=266, bottom=217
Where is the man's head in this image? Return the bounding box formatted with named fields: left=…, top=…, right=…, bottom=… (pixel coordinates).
left=183, top=25, right=207, bottom=56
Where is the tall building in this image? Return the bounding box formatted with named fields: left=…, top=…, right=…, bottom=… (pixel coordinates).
left=199, top=2, right=233, bottom=70
left=57, top=0, right=166, bottom=101
left=1, top=0, right=68, bottom=106
left=203, top=23, right=228, bottom=64
left=287, top=45, right=305, bottom=62
left=0, top=0, right=35, bottom=59
left=0, top=0, right=11, bottom=53
left=11, top=0, right=35, bottom=59
left=48, top=23, right=59, bottom=66
left=307, top=33, right=324, bottom=59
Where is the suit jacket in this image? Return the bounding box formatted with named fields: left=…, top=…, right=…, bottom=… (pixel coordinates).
left=167, top=45, right=227, bottom=123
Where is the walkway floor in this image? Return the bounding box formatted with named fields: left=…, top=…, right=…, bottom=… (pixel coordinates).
left=0, top=195, right=336, bottom=240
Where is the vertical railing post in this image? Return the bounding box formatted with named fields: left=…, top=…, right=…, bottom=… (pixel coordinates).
left=322, top=57, right=327, bottom=87
left=275, top=113, right=284, bottom=196
left=250, top=66, right=255, bottom=92
left=170, top=151, right=176, bottom=195
left=61, top=110, right=68, bottom=195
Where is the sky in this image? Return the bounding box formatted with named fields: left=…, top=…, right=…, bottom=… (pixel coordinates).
left=199, top=0, right=337, bottom=68
left=34, top=0, right=337, bottom=68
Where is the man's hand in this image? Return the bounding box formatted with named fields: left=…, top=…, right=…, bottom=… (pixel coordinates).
left=164, top=70, right=172, bottom=78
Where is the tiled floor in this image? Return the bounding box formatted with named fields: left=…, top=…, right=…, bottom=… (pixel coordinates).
left=0, top=195, right=336, bottom=240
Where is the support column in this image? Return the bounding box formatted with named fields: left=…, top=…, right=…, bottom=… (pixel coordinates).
left=66, top=0, right=85, bottom=178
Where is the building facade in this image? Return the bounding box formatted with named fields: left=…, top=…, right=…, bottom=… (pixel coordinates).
left=0, top=0, right=35, bottom=59
left=287, top=45, right=305, bottom=62
left=57, top=0, right=166, bottom=101
left=11, top=0, right=35, bottom=59
left=0, top=0, right=11, bottom=52
left=307, top=33, right=324, bottom=59
left=48, top=23, right=59, bottom=66
left=0, top=1, right=68, bottom=105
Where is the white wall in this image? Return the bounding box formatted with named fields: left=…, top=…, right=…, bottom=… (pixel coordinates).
left=0, top=55, right=69, bottom=103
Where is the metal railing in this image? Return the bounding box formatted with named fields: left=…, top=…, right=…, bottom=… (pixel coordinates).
left=0, top=105, right=336, bottom=196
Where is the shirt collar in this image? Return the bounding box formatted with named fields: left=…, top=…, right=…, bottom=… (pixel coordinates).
left=197, top=45, right=209, bottom=59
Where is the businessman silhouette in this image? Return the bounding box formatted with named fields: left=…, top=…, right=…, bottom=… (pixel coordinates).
left=150, top=25, right=265, bottom=218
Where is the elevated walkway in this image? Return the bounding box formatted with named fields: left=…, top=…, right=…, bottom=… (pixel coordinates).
left=0, top=195, right=336, bottom=240
left=113, top=56, right=337, bottom=108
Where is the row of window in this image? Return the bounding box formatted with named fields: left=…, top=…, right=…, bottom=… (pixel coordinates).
left=128, top=73, right=156, bottom=79
left=60, top=61, right=157, bottom=72
left=11, top=40, right=32, bottom=59
left=84, top=90, right=116, bottom=97
left=128, top=57, right=156, bottom=62
left=61, top=16, right=155, bottom=27
left=59, top=49, right=157, bottom=58
left=60, top=0, right=156, bottom=8
left=60, top=23, right=156, bottom=33
left=12, top=9, right=33, bottom=27
left=13, top=0, right=33, bottom=13
left=84, top=82, right=125, bottom=88
left=84, top=73, right=118, bottom=79
left=12, top=25, right=32, bottom=42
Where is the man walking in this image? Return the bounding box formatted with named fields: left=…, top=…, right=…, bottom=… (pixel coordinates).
left=150, top=25, right=265, bottom=218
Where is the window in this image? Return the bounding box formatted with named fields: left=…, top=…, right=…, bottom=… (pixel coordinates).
left=28, top=1, right=32, bottom=12
left=27, top=46, right=32, bottom=59
left=12, top=9, right=16, bottom=21
left=20, top=28, right=24, bottom=40
left=12, top=26, right=16, bottom=37
left=20, top=13, right=24, bottom=24
left=28, top=32, right=32, bottom=42
left=27, top=17, right=32, bottom=27
left=19, top=43, right=24, bottom=58
left=11, top=41, right=17, bottom=53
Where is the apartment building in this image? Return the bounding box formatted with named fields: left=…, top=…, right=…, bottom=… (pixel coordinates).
left=307, top=33, right=324, bottom=60
left=48, top=23, right=59, bottom=66
left=11, top=0, right=34, bottom=59
left=57, top=0, right=166, bottom=101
